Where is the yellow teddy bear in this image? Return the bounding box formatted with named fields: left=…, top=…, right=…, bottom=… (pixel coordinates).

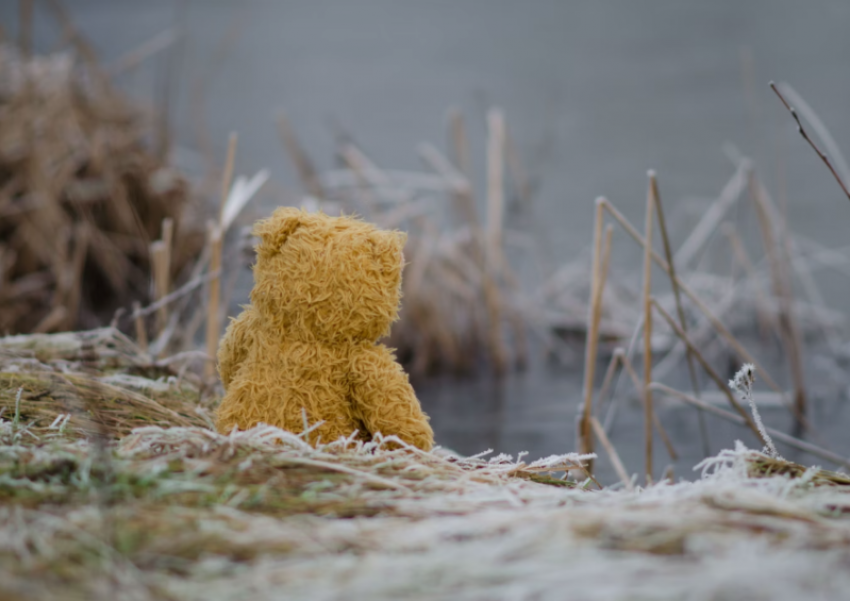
left=215, top=207, right=434, bottom=451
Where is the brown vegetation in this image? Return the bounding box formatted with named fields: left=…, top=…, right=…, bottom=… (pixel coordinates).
left=0, top=44, right=205, bottom=336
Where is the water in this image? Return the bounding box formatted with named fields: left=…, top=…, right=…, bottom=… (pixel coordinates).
left=6, top=0, right=850, bottom=481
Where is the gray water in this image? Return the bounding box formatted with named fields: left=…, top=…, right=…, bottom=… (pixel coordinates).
left=6, top=0, right=850, bottom=481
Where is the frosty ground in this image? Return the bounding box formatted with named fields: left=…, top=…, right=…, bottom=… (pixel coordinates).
left=2, top=330, right=850, bottom=601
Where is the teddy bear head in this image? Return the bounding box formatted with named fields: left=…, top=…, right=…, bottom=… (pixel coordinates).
left=250, top=207, right=407, bottom=343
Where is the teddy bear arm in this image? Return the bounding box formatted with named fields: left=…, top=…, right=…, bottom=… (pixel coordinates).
left=217, top=308, right=257, bottom=388
left=350, top=345, right=434, bottom=451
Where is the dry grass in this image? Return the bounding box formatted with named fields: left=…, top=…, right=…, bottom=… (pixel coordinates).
left=1, top=323, right=849, bottom=599
left=6, top=326, right=849, bottom=599
left=0, top=44, right=206, bottom=336
left=0, top=328, right=211, bottom=440
left=2, top=402, right=850, bottom=600
left=0, top=332, right=599, bottom=599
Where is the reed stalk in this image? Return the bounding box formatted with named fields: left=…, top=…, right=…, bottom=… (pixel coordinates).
left=578, top=199, right=607, bottom=468
left=618, top=350, right=678, bottom=461
left=205, top=134, right=237, bottom=380
left=485, top=108, right=509, bottom=374
left=590, top=416, right=633, bottom=491
left=650, top=171, right=709, bottom=457
left=642, top=179, right=655, bottom=483
left=748, top=171, right=808, bottom=433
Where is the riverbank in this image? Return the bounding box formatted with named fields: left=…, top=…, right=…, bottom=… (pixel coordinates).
left=2, top=328, right=850, bottom=600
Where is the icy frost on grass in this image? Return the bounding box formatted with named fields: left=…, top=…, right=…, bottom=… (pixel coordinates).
left=3, top=422, right=850, bottom=600
left=729, top=362, right=780, bottom=458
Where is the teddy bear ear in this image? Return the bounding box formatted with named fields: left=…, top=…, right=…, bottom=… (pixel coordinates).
left=253, top=207, right=304, bottom=255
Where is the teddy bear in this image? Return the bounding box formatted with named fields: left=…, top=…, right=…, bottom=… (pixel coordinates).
left=215, top=206, right=434, bottom=451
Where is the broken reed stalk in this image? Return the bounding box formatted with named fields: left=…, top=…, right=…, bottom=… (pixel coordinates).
left=777, top=82, right=850, bottom=188
left=205, top=133, right=237, bottom=380
left=769, top=81, right=850, bottom=202
left=642, top=181, right=655, bottom=484
left=649, top=382, right=850, bottom=469
left=578, top=199, right=607, bottom=468
left=485, top=108, right=509, bottom=374
left=590, top=416, right=634, bottom=491
left=650, top=298, right=768, bottom=445
left=650, top=171, right=710, bottom=457
left=149, top=235, right=173, bottom=344
left=587, top=223, right=614, bottom=392
left=748, top=172, right=808, bottom=434
left=617, top=350, right=679, bottom=461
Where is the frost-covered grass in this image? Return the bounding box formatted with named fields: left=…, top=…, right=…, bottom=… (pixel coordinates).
left=3, top=329, right=850, bottom=600
left=2, top=418, right=850, bottom=601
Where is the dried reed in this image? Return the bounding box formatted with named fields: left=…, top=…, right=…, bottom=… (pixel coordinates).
left=578, top=200, right=609, bottom=469
left=748, top=171, right=808, bottom=432
left=204, top=134, right=237, bottom=380
left=590, top=415, right=633, bottom=491
left=0, top=43, right=205, bottom=336
left=651, top=172, right=709, bottom=456
left=642, top=176, right=655, bottom=483
left=770, top=81, right=850, bottom=202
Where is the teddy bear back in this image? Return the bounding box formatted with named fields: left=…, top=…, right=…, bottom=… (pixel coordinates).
left=250, top=207, right=407, bottom=345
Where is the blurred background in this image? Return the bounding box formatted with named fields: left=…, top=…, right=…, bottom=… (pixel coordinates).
left=4, top=0, right=850, bottom=482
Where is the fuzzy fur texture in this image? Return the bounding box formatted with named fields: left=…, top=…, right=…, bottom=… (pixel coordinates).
left=215, top=207, right=434, bottom=451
